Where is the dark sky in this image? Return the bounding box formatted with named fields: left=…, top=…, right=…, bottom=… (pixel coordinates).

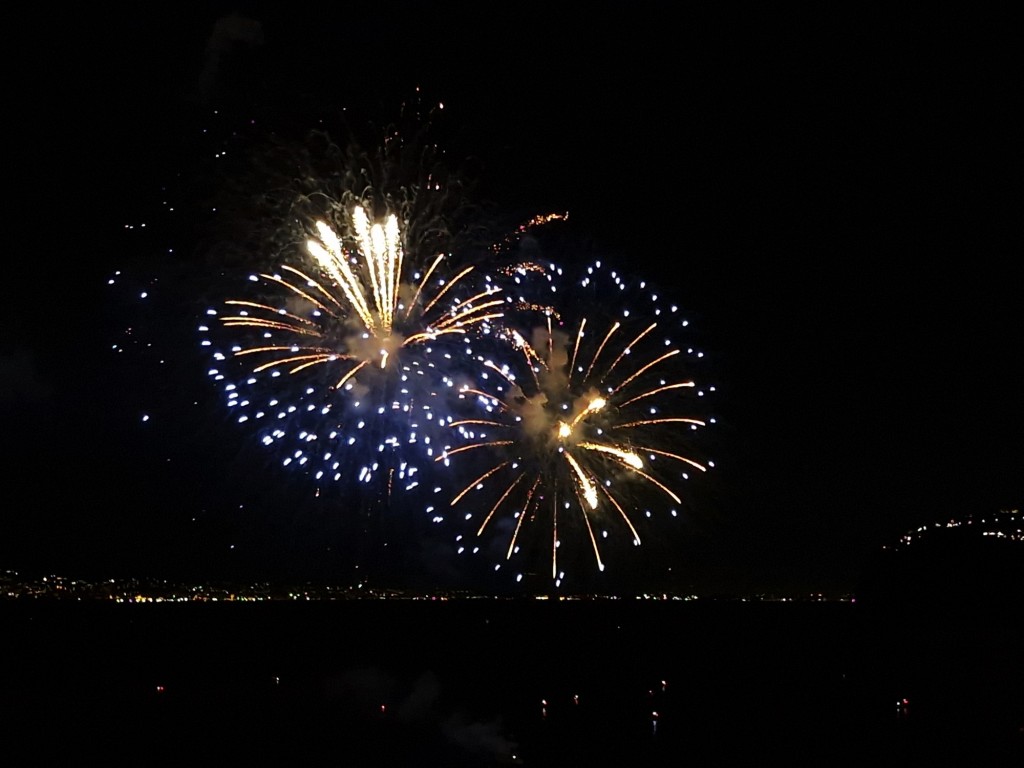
left=4, top=5, right=1020, bottom=595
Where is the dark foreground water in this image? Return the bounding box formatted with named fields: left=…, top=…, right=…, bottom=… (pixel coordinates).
left=2, top=599, right=1022, bottom=766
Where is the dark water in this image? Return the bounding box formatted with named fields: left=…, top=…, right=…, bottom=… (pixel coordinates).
left=2, top=599, right=1021, bottom=766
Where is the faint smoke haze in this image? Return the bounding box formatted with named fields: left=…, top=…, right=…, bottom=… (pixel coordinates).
left=199, top=13, right=264, bottom=101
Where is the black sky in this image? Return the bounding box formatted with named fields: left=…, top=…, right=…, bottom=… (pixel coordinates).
left=4, top=5, right=1020, bottom=595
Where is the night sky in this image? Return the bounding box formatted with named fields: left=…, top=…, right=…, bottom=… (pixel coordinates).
left=4, top=5, right=1020, bottom=595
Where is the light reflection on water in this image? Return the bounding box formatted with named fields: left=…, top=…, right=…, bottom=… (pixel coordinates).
left=2, top=600, right=1022, bottom=765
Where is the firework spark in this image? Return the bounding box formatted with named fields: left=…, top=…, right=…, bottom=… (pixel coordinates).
left=438, top=261, right=714, bottom=585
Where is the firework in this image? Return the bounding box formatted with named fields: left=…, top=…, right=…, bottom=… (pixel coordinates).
left=198, top=197, right=519, bottom=501
left=437, top=260, right=714, bottom=585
